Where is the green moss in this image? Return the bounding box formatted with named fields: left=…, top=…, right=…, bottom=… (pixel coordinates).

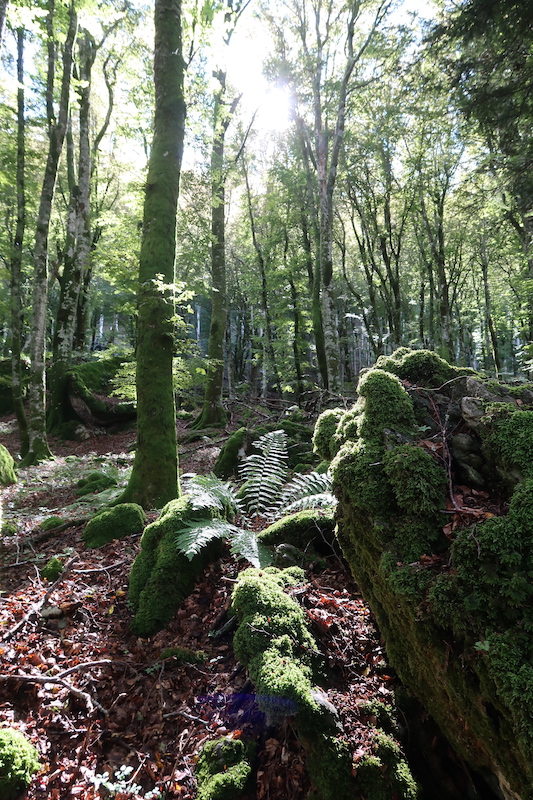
left=77, top=471, right=117, bottom=496
left=357, top=369, right=416, bottom=443
left=304, top=734, right=355, bottom=800
left=313, top=409, right=345, bottom=461
left=0, top=444, right=16, bottom=486
left=196, top=737, right=256, bottom=800
left=483, top=407, right=533, bottom=479
left=160, top=646, right=206, bottom=663
left=383, top=445, right=447, bottom=517
left=39, top=516, right=64, bottom=531
left=331, top=440, right=395, bottom=517
left=375, top=347, right=471, bottom=388
left=355, top=732, right=419, bottom=800
left=41, top=557, right=63, bottom=581
left=0, top=728, right=40, bottom=800
left=258, top=509, right=335, bottom=550
left=129, top=497, right=223, bottom=637
left=82, top=503, right=146, bottom=549
left=1, top=523, right=17, bottom=537
left=214, top=428, right=249, bottom=478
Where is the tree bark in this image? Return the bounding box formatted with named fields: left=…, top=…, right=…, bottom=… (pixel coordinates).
left=22, top=0, right=77, bottom=466
left=119, top=0, right=185, bottom=508
left=0, top=0, right=8, bottom=48
left=10, top=28, right=29, bottom=457
left=48, top=29, right=95, bottom=434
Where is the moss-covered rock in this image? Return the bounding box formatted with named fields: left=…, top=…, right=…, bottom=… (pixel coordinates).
left=0, top=728, right=40, bottom=800
left=196, top=737, right=256, bottom=800
left=0, top=444, right=16, bottom=486
left=329, top=349, right=533, bottom=799
left=39, top=516, right=64, bottom=531
left=41, top=557, right=63, bottom=581
left=230, top=567, right=417, bottom=800
left=258, top=508, right=335, bottom=551
left=77, top=471, right=117, bottom=497
left=313, top=408, right=345, bottom=461
left=160, top=646, right=206, bottom=663
left=128, top=497, right=223, bottom=637
left=82, top=503, right=146, bottom=549
left=214, top=428, right=249, bottom=478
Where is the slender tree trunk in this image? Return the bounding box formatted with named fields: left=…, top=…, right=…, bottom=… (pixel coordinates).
left=119, top=0, right=185, bottom=508
left=10, top=28, right=29, bottom=457
left=48, top=30, right=95, bottom=434
left=480, top=227, right=501, bottom=376
left=192, top=69, right=240, bottom=429
left=22, top=1, right=77, bottom=466
left=0, top=0, right=8, bottom=48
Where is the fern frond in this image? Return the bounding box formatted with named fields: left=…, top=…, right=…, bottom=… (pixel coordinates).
left=175, top=519, right=242, bottom=560
left=182, top=474, right=241, bottom=518
left=240, top=430, right=289, bottom=516
left=174, top=518, right=273, bottom=568
left=230, top=529, right=273, bottom=568
left=276, top=471, right=337, bottom=516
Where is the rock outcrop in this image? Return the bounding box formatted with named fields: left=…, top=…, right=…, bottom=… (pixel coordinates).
left=314, top=349, right=533, bottom=800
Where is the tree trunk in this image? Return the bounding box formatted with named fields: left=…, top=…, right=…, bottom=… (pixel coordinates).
left=119, top=0, right=185, bottom=508
left=480, top=227, right=501, bottom=376
left=48, top=30, right=95, bottom=435
left=10, top=28, right=29, bottom=457
left=22, top=0, right=77, bottom=466
left=0, top=0, right=8, bottom=48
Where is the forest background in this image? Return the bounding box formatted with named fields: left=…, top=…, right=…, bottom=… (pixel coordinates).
left=0, top=0, right=532, bottom=461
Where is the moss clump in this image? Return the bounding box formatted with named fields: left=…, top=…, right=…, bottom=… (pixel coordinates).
left=1, top=523, right=17, bottom=537
left=383, top=445, right=447, bottom=517
left=41, top=557, right=63, bottom=581
left=160, top=646, right=206, bottom=663
left=258, top=509, right=335, bottom=550
left=77, top=471, right=117, bottom=496
left=214, top=428, right=249, bottom=478
left=357, top=733, right=418, bottom=800
left=375, top=347, right=470, bottom=388
left=39, top=516, right=64, bottom=531
left=313, top=409, right=345, bottom=461
left=0, top=445, right=16, bottom=486
left=0, top=728, right=40, bottom=800
left=129, top=497, right=223, bottom=637
left=82, top=503, right=146, bottom=549
left=357, top=369, right=416, bottom=444
left=482, top=407, right=533, bottom=480
left=331, top=440, right=394, bottom=517
left=196, top=737, right=256, bottom=800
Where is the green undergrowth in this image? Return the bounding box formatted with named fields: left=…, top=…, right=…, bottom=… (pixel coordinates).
left=0, top=444, right=16, bottom=486
left=328, top=346, right=533, bottom=797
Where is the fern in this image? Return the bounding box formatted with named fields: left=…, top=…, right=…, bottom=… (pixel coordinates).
left=239, top=430, right=289, bottom=516
left=175, top=519, right=242, bottom=560
left=175, top=518, right=272, bottom=568
left=182, top=474, right=241, bottom=518
left=276, top=471, right=337, bottom=516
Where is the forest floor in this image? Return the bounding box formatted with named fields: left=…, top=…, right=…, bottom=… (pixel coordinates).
left=0, top=411, right=399, bottom=800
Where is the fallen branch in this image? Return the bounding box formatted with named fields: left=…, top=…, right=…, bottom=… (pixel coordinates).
left=0, top=660, right=113, bottom=716
left=1, top=555, right=79, bottom=641
left=72, top=560, right=128, bottom=575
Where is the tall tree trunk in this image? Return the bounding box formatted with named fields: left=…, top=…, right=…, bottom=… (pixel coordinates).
left=48, top=29, right=95, bottom=434
left=0, top=0, right=8, bottom=48
left=119, top=0, right=185, bottom=508
left=10, top=28, right=29, bottom=457
left=480, top=226, right=501, bottom=376
left=192, top=67, right=240, bottom=429
left=22, top=0, right=77, bottom=466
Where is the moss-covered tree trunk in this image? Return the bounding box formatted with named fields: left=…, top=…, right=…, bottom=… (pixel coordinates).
left=10, top=29, right=29, bottom=458
left=22, top=0, right=77, bottom=466
left=119, top=0, right=185, bottom=509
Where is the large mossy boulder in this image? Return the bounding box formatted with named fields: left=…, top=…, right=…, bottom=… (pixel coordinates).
left=0, top=728, right=40, bottom=800
left=0, top=444, right=16, bottom=486
left=128, top=496, right=223, bottom=637
left=328, top=347, right=533, bottom=800
left=82, top=503, right=146, bottom=549
left=196, top=737, right=256, bottom=800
